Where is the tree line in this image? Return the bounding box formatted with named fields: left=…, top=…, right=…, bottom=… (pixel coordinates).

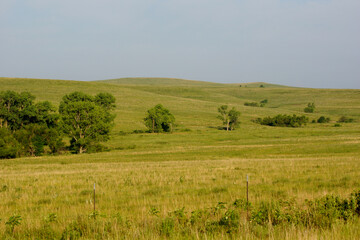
left=0, top=91, right=115, bottom=158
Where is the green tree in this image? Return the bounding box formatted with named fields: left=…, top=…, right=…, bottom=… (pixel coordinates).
left=304, top=102, right=315, bottom=113
left=144, top=104, right=175, bottom=133
left=0, top=91, right=62, bottom=158
left=217, top=105, right=230, bottom=131
left=0, top=91, right=35, bottom=130
left=217, top=105, right=241, bottom=131
left=229, top=108, right=241, bottom=130
left=59, top=92, right=115, bottom=154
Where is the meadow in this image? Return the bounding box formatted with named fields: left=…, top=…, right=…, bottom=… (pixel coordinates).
left=0, top=77, right=360, bottom=239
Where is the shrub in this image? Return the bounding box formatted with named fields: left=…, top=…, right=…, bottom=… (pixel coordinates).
left=304, top=103, right=315, bottom=113
left=338, top=116, right=354, bottom=123
left=317, top=116, right=330, bottom=123
left=244, top=102, right=259, bottom=107
left=255, top=114, right=308, bottom=127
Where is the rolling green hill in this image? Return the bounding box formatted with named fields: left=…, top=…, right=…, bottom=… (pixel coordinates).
left=1, top=77, right=360, bottom=239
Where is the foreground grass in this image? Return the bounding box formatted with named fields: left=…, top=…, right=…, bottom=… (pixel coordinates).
left=1, top=153, right=360, bottom=239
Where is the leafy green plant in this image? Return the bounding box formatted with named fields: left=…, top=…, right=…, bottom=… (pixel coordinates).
left=149, top=207, right=160, bottom=217
left=304, top=102, right=315, bottom=113
left=5, top=215, right=22, bottom=233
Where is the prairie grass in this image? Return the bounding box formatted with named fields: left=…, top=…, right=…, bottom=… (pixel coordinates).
left=0, top=77, right=360, bottom=239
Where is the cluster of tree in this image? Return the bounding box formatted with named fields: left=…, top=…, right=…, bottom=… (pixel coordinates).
left=217, top=105, right=241, bottom=131
left=144, top=104, right=175, bottom=133
left=244, top=99, right=268, bottom=107
left=254, top=114, right=308, bottom=127
left=0, top=91, right=115, bottom=159
left=0, top=91, right=62, bottom=158
left=304, top=103, right=315, bottom=113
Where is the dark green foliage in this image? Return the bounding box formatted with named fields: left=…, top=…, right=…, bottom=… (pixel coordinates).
left=304, top=102, right=315, bottom=113
left=0, top=91, right=62, bottom=158
left=59, top=92, right=116, bottom=154
left=260, top=99, right=268, bottom=107
left=218, top=209, right=240, bottom=228
left=305, top=195, right=358, bottom=228
left=317, top=116, right=331, bottom=123
left=15, top=124, right=49, bottom=156
left=217, top=105, right=241, bottom=131
left=351, top=190, right=360, bottom=215
left=255, top=114, right=308, bottom=127
left=245, top=99, right=268, bottom=107
left=0, top=91, right=35, bottom=130
left=94, top=92, right=116, bottom=110
left=338, top=116, right=354, bottom=123
left=144, top=104, right=175, bottom=133
left=5, top=215, right=22, bottom=233
left=0, top=128, right=20, bottom=158
left=244, top=102, right=259, bottom=107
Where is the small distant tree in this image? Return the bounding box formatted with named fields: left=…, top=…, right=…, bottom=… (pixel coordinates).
left=217, top=105, right=241, bottom=131
left=144, top=104, right=175, bottom=133
left=304, top=103, right=315, bottom=113
left=59, top=92, right=116, bottom=154
left=229, top=108, right=241, bottom=130
left=217, top=105, right=230, bottom=131
left=260, top=84, right=265, bottom=88
left=317, top=116, right=330, bottom=123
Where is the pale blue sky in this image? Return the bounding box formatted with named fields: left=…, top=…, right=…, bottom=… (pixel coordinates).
left=1, top=0, right=359, bottom=88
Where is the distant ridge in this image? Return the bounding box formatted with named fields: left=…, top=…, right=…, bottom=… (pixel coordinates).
left=0, top=77, right=295, bottom=88
left=96, top=77, right=225, bottom=87
left=96, top=77, right=291, bottom=88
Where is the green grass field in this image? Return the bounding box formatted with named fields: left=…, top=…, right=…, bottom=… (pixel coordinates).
left=0, top=77, right=360, bottom=239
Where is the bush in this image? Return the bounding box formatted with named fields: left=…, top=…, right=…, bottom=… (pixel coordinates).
left=304, top=103, right=315, bottom=113
left=255, top=114, right=308, bottom=127
left=244, top=102, right=259, bottom=107
left=317, top=116, right=330, bottom=123
left=338, top=116, right=354, bottom=123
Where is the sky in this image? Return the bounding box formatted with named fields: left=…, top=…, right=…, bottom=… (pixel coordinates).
left=0, top=0, right=359, bottom=88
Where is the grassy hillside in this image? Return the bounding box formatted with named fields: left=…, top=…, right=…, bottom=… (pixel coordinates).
left=1, top=77, right=360, bottom=239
